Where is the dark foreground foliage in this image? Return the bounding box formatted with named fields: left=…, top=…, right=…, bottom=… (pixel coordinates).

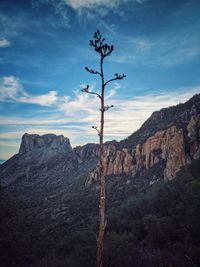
left=0, top=158, right=200, bottom=267
left=104, top=158, right=200, bottom=267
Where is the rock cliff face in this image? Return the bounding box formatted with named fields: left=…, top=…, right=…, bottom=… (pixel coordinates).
left=74, top=143, right=99, bottom=163
left=100, top=125, right=187, bottom=180
left=87, top=95, right=200, bottom=183
left=19, top=133, right=72, bottom=154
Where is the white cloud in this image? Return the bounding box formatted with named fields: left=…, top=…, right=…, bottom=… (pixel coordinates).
left=64, top=0, right=145, bottom=11
left=0, top=38, right=11, bottom=48
left=0, top=76, right=23, bottom=100
left=0, top=76, right=58, bottom=106
left=65, top=0, right=121, bottom=10
left=19, top=90, right=58, bottom=106
left=58, top=83, right=119, bottom=126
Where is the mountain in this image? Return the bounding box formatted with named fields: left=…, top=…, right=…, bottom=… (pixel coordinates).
left=0, top=94, right=200, bottom=267
left=88, top=94, right=200, bottom=184
left=0, top=133, right=99, bottom=187
left=19, top=133, right=72, bottom=154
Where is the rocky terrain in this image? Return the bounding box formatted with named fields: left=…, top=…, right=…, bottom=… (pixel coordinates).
left=0, top=93, right=200, bottom=267
left=88, top=94, right=200, bottom=184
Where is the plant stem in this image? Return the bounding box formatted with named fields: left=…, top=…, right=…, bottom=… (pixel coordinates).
left=96, top=56, right=106, bottom=267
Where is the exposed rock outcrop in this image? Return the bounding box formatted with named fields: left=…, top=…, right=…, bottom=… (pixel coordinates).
left=19, top=133, right=72, bottom=154
left=74, top=143, right=99, bottom=163
left=88, top=114, right=200, bottom=183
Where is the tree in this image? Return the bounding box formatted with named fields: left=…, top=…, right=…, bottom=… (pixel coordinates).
left=82, top=30, right=126, bottom=267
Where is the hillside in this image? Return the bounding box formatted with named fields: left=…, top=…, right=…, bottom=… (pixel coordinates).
left=0, top=94, right=200, bottom=267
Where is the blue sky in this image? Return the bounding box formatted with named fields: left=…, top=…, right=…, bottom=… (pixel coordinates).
left=0, top=0, right=200, bottom=160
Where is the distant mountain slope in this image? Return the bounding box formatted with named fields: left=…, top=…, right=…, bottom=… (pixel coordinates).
left=0, top=134, right=98, bottom=188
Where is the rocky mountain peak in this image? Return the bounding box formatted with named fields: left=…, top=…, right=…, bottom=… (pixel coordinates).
left=19, top=133, right=72, bottom=154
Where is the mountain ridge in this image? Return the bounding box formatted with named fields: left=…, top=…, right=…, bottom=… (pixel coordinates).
left=1, top=93, right=200, bottom=188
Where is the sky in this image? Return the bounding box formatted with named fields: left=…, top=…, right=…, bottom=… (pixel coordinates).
left=0, top=0, right=200, bottom=160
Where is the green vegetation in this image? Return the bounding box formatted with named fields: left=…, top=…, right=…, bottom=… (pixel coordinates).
left=0, top=159, right=200, bottom=267
left=104, top=158, right=200, bottom=267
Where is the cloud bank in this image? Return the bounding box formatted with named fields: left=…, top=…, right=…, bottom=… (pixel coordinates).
left=0, top=76, right=58, bottom=106
left=1, top=75, right=200, bottom=154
